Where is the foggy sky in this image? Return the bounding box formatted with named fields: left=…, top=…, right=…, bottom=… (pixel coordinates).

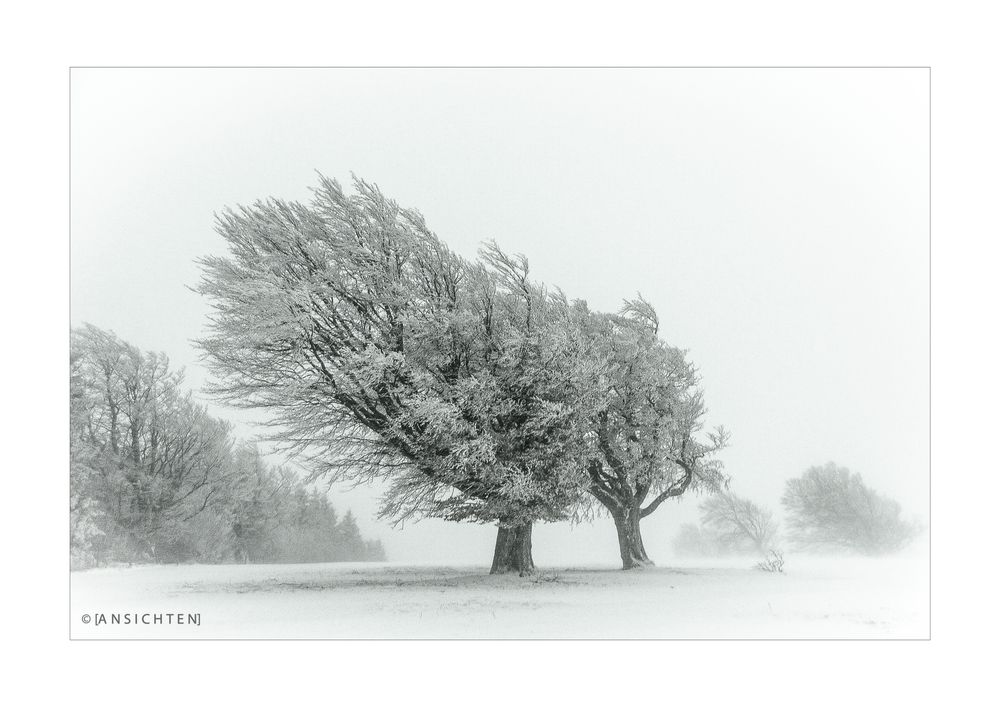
left=70, top=68, right=929, bottom=565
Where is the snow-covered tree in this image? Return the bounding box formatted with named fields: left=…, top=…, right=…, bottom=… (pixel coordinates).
left=580, top=299, right=728, bottom=569
left=375, top=245, right=600, bottom=573
left=71, top=325, right=235, bottom=562
left=781, top=463, right=921, bottom=555
left=221, top=444, right=288, bottom=563
left=196, top=176, right=594, bottom=573
left=71, top=325, right=391, bottom=566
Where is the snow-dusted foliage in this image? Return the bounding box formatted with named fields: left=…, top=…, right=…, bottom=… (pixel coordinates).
left=196, top=176, right=599, bottom=572
left=781, top=463, right=921, bottom=555
left=194, top=174, right=734, bottom=572
left=70, top=325, right=234, bottom=564
left=376, top=243, right=598, bottom=531
left=578, top=297, right=728, bottom=568
left=69, top=325, right=385, bottom=567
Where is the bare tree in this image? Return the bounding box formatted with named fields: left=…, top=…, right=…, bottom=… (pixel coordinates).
left=781, top=463, right=921, bottom=555
left=700, top=490, right=778, bottom=555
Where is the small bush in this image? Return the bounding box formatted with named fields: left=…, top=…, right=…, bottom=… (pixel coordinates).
left=532, top=573, right=563, bottom=584
left=754, top=549, right=785, bottom=573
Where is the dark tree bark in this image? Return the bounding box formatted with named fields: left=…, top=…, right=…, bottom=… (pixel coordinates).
left=612, top=502, right=654, bottom=570
left=588, top=453, right=702, bottom=569
left=588, top=461, right=656, bottom=570
left=490, top=522, right=535, bottom=575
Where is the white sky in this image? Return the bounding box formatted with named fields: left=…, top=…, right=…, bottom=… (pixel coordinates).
left=70, top=68, right=929, bottom=565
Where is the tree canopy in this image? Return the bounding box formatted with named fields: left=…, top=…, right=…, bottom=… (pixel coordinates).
left=196, top=174, right=728, bottom=572
left=197, top=179, right=595, bottom=533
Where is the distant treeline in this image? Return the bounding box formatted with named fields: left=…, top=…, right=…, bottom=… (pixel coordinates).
left=70, top=324, right=386, bottom=569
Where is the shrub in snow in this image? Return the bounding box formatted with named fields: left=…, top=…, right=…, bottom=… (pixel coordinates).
left=754, top=550, right=785, bottom=573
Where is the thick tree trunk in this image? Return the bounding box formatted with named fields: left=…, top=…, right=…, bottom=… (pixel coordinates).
left=612, top=504, right=654, bottom=570
left=490, top=522, right=535, bottom=575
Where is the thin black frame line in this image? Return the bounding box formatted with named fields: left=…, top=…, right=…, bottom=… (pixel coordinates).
left=69, top=65, right=931, bottom=70
left=69, top=637, right=928, bottom=642
left=68, top=67, right=73, bottom=644
left=927, top=67, right=932, bottom=641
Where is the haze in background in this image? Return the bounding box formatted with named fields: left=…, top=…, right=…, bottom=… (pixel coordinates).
left=70, top=68, right=928, bottom=565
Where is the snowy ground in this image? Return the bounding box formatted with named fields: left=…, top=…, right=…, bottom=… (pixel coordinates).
left=71, top=554, right=928, bottom=639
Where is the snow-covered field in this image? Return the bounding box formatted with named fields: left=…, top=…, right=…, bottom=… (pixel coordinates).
left=71, top=554, right=928, bottom=639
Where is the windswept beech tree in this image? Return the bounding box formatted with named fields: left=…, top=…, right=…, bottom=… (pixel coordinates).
left=196, top=176, right=593, bottom=574
left=376, top=245, right=598, bottom=574
left=582, top=299, right=728, bottom=569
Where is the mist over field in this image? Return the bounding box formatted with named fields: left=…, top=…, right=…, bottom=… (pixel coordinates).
left=72, top=548, right=929, bottom=639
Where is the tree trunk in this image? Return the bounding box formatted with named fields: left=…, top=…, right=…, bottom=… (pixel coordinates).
left=490, top=522, right=535, bottom=575
left=613, top=504, right=654, bottom=570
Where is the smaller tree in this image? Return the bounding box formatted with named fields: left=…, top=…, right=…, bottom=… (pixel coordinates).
left=700, top=491, right=778, bottom=555
left=781, top=463, right=920, bottom=555
left=580, top=299, right=728, bottom=569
